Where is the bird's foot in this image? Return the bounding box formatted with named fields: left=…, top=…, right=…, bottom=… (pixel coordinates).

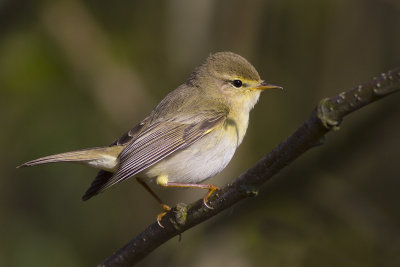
left=157, top=203, right=172, bottom=228
left=202, top=185, right=219, bottom=209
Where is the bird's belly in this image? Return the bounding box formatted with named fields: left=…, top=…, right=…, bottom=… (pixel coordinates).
left=142, top=130, right=238, bottom=184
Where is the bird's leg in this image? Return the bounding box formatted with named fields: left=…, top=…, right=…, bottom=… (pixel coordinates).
left=136, top=177, right=171, bottom=228
left=156, top=176, right=219, bottom=209
left=162, top=183, right=219, bottom=209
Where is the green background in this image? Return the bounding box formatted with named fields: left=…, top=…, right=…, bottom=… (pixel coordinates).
left=1, top=0, right=400, bottom=266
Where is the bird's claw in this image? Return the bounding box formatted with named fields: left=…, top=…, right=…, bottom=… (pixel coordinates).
left=203, top=199, right=214, bottom=209
left=157, top=212, right=167, bottom=228
left=202, top=186, right=219, bottom=210
left=157, top=203, right=172, bottom=228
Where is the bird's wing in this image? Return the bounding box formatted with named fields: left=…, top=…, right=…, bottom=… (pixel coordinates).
left=83, top=109, right=228, bottom=197
left=82, top=117, right=152, bottom=201
left=112, top=116, right=152, bottom=146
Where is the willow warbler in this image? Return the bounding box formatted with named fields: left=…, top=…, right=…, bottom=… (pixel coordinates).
left=19, top=51, right=282, bottom=225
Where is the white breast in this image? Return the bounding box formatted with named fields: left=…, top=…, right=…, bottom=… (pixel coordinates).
left=142, top=128, right=237, bottom=184
left=141, top=91, right=258, bottom=184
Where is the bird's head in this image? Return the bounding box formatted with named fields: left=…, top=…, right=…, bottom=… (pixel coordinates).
left=188, top=52, right=282, bottom=108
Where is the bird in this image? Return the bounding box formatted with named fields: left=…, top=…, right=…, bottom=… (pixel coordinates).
left=18, top=51, right=282, bottom=226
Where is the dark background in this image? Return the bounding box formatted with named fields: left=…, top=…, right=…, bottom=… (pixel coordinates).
left=1, top=0, right=400, bottom=266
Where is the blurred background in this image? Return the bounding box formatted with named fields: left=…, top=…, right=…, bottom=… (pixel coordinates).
left=1, top=0, right=400, bottom=266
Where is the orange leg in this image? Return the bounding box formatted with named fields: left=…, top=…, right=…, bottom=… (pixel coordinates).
left=136, top=178, right=171, bottom=228
left=159, top=182, right=220, bottom=209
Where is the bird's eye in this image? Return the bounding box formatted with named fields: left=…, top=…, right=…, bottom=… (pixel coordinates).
left=232, top=79, right=243, bottom=88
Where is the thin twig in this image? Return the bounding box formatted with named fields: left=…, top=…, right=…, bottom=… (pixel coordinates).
left=98, top=67, right=400, bottom=267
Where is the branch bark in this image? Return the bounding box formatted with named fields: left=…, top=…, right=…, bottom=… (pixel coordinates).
left=98, top=67, right=400, bottom=267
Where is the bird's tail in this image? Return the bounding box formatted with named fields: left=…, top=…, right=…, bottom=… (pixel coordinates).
left=17, top=146, right=124, bottom=171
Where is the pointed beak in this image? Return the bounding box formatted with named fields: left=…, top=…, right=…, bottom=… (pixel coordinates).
left=254, top=81, right=283, bottom=91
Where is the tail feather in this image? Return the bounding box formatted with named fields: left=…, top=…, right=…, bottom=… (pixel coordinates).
left=17, top=146, right=124, bottom=171
left=81, top=170, right=114, bottom=201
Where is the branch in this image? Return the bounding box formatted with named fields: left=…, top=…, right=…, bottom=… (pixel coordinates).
left=98, top=68, right=400, bottom=267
